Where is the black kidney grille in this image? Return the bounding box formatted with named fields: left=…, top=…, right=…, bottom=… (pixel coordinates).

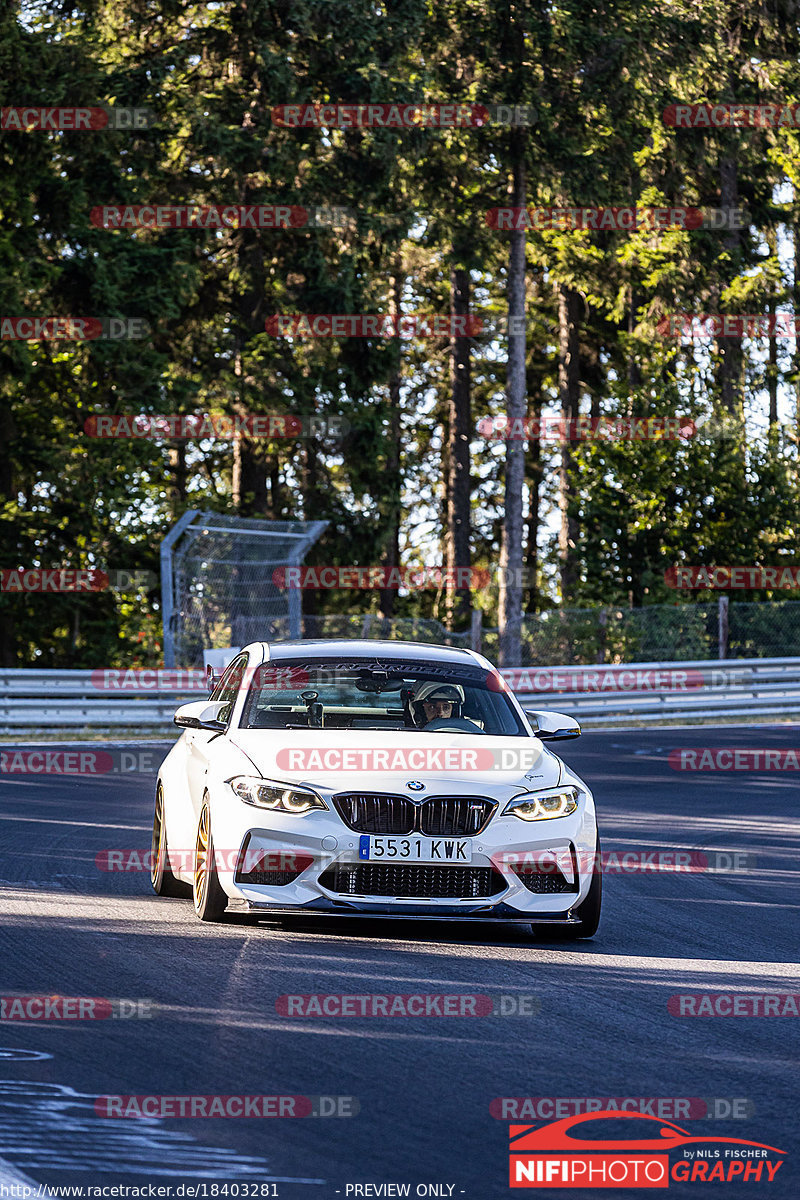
left=318, top=862, right=506, bottom=899
left=420, top=797, right=495, bottom=835
left=332, top=793, right=415, bottom=833
left=332, top=793, right=496, bottom=836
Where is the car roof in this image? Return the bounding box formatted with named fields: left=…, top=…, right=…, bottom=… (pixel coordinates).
left=244, top=639, right=489, bottom=668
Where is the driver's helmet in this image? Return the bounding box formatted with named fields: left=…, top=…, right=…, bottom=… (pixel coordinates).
left=410, top=681, right=465, bottom=726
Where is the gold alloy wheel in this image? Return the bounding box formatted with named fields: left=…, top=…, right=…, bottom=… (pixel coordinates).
left=194, top=806, right=210, bottom=909
left=150, top=790, right=164, bottom=888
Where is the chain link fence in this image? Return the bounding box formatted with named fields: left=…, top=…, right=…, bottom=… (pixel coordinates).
left=261, top=603, right=800, bottom=665
left=159, top=513, right=800, bottom=670
left=481, top=605, right=718, bottom=665
left=292, top=613, right=471, bottom=647
left=490, top=601, right=800, bottom=665
left=161, top=511, right=327, bottom=667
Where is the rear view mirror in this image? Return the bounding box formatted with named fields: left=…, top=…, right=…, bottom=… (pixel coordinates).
left=524, top=710, right=581, bottom=741
left=174, top=700, right=227, bottom=731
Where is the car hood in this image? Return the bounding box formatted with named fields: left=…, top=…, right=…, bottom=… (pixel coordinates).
left=229, top=728, right=562, bottom=798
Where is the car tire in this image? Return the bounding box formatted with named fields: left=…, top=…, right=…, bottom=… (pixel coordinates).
left=531, top=836, right=602, bottom=941
left=150, top=785, right=190, bottom=898
left=193, top=800, right=228, bottom=922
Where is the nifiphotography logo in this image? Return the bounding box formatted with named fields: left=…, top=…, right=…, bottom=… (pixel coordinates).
left=507, top=1110, right=785, bottom=1187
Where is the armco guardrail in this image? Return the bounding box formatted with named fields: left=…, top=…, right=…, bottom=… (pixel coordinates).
left=0, top=658, right=798, bottom=732
left=0, top=668, right=206, bottom=731
left=508, top=657, right=800, bottom=724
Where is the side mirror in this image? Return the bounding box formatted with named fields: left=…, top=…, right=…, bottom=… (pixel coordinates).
left=524, top=709, right=581, bottom=741
left=174, top=700, right=227, bottom=731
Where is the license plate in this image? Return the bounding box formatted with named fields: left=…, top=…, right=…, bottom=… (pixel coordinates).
left=359, top=835, right=472, bottom=863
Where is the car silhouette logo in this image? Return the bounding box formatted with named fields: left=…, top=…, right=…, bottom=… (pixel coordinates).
left=406, top=780, right=425, bottom=791
left=509, top=1110, right=785, bottom=1154
left=508, top=1111, right=785, bottom=1188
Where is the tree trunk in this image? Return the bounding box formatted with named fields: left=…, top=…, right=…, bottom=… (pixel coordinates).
left=627, top=282, right=641, bottom=395
left=379, top=265, right=403, bottom=619
left=498, top=152, right=526, bottom=666
left=0, top=399, right=16, bottom=664
left=167, top=442, right=188, bottom=519
left=232, top=433, right=267, bottom=515
left=558, top=284, right=582, bottom=600
left=718, top=155, right=742, bottom=416
left=767, top=296, right=778, bottom=429
left=268, top=459, right=283, bottom=518
left=794, top=184, right=800, bottom=439
left=232, top=195, right=268, bottom=516
left=523, top=275, right=542, bottom=614
left=524, top=397, right=541, bottom=613
left=765, top=230, right=779, bottom=429
left=445, top=265, right=472, bottom=629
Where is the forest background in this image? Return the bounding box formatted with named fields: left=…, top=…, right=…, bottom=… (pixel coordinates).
left=2, top=0, right=800, bottom=668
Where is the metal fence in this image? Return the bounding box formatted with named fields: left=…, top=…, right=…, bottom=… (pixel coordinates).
left=1, top=656, right=798, bottom=733
left=229, top=603, right=800, bottom=665
left=161, top=510, right=328, bottom=668
left=293, top=613, right=471, bottom=646
left=509, top=657, right=800, bottom=724
left=479, top=600, right=800, bottom=665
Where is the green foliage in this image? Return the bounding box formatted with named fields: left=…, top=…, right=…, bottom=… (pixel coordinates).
left=2, top=0, right=800, bottom=664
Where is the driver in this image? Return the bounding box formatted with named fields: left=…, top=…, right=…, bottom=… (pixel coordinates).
left=410, top=682, right=465, bottom=728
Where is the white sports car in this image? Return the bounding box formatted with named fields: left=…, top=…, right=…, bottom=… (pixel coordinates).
left=152, top=640, right=602, bottom=939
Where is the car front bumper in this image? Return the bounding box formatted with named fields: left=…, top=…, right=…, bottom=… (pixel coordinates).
left=208, top=779, right=598, bottom=919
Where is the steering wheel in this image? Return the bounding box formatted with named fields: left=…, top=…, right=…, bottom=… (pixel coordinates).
left=423, top=717, right=486, bottom=733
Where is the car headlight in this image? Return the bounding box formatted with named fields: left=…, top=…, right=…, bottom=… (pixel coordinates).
left=228, top=776, right=327, bottom=814
left=503, top=786, right=579, bottom=821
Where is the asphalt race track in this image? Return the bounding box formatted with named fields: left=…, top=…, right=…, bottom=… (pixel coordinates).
left=0, top=726, right=797, bottom=1197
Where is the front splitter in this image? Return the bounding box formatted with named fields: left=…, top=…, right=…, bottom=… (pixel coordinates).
left=240, top=897, right=580, bottom=924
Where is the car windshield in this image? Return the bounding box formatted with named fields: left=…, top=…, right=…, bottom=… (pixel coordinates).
left=240, top=657, right=527, bottom=736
